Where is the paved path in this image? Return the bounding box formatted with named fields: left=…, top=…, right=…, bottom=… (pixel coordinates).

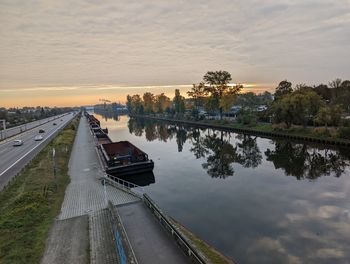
left=41, top=215, right=89, bottom=264
left=42, top=116, right=140, bottom=264
left=117, top=202, right=191, bottom=264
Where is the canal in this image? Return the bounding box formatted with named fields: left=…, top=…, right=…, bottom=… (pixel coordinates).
left=95, top=113, right=350, bottom=264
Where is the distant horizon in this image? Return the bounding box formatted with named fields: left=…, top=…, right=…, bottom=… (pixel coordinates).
left=0, top=82, right=276, bottom=108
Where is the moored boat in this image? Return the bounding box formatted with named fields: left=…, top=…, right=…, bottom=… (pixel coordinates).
left=98, top=141, right=154, bottom=176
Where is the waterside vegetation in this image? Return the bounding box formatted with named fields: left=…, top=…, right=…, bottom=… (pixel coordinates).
left=125, top=71, right=350, bottom=142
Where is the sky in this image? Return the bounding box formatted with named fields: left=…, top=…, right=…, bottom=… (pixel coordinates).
left=0, top=0, right=349, bottom=107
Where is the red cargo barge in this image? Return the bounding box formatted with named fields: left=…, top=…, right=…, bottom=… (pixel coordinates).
left=98, top=141, right=154, bottom=176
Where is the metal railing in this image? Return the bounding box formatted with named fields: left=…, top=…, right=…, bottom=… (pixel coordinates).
left=143, top=194, right=208, bottom=264
left=108, top=201, right=138, bottom=264
left=104, top=173, right=144, bottom=198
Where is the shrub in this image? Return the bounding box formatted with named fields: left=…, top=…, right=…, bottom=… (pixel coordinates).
left=272, top=123, right=287, bottom=131
left=237, top=111, right=257, bottom=126
left=312, top=127, right=331, bottom=137
left=338, top=127, right=350, bottom=140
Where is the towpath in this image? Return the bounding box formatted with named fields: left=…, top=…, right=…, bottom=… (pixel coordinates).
left=41, top=115, right=139, bottom=264
left=42, top=115, right=191, bottom=264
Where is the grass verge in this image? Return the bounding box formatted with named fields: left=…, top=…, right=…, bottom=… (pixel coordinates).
left=0, top=114, right=80, bottom=264
left=170, top=218, right=235, bottom=264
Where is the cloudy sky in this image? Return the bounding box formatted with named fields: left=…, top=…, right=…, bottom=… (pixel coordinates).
left=0, top=0, right=349, bottom=106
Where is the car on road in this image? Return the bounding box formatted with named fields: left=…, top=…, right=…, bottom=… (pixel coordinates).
left=34, top=135, right=43, bottom=141
left=53, top=123, right=57, bottom=126
left=39, top=129, right=45, bottom=133
left=13, top=139, right=24, bottom=146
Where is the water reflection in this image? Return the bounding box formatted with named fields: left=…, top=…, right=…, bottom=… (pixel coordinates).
left=128, top=117, right=350, bottom=180
left=96, top=114, right=350, bottom=264
left=236, top=134, right=262, bottom=168
left=265, top=141, right=350, bottom=180
left=94, top=108, right=122, bottom=122
left=118, top=172, right=155, bottom=187
left=201, top=133, right=237, bottom=178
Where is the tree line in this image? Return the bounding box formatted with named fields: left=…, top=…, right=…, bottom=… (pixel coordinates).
left=126, top=70, right=350, bottom=130
left=126, top=71, right=243, bottom=119
left=270, top=79, right=350, bottom=128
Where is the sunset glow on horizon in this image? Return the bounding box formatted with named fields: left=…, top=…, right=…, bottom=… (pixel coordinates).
left=0, top=83, right=274, bottom=108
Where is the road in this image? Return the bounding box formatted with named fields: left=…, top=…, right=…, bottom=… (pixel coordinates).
left=0, top=113, right=71, bottom=141
left=0, top=112, right=76, bottom=190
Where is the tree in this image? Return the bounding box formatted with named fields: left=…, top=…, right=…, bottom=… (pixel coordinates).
left=187, top=82, right=205, bottom=111
left=130, top=94, right=143, bottom=114
left=235, top=92, right=259, bottom=111
left=341, top=80, right=350, bottom=89
left=314, top=84, right=331, bottom=102
left=202, top=70, right=242, bottom=119
left=173, top=89, right=185, bottom=115
left=274, top=80, right=292, bottom=100
left=143, top=92, right=155, bottom=114
left=337, top=80, right=350, bottom=112
left=329, top=105, right=343, bottom=126
left=155, top=93, right=171, bottom=113
left=258, top=91, right=273, bottom=105
left=270, top=90, right=323, bottom=127
left=270, top=95, right=294, bottom=128
left=126, top=95, right=132, bottom=113
left=329, top=78, right=342, bottom=89
left=315, top=106, right=332, bottom=128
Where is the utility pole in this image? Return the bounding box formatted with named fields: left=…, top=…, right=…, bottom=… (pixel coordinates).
left=52, top=148, right=57, bottom=190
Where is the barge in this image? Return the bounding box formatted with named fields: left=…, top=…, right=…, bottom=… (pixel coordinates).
left=85, top=111, right=154, bottom=177
left=98, top=141, right=154, bottom=176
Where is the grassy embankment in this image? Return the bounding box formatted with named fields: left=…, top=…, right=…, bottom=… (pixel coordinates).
left=170, top=218, right=235, bottom=264
left=0, top=115, right=80, bottom=264
left=203, top=119, right=350, bottom=141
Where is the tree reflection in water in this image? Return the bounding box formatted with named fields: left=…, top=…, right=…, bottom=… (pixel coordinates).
left=265, top=141, right=350, bottom=180
left=128, top=118, right=349, bottom=180
left=235, top=134, right=262, bottom=168
left=201, top=132, right=238, bottom=178
left=188, top=128, right=208, bottom=159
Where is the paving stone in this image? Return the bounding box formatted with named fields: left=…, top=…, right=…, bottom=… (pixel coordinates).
left=90, top=209, right=119, bottom=264
left=41, top=215, right=89, bottom=264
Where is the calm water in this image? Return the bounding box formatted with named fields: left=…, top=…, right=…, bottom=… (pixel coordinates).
left=95, top=113, right=350, bottom=264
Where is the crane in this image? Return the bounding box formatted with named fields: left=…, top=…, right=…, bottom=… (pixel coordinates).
left=99, top=99, right=111, bottom=103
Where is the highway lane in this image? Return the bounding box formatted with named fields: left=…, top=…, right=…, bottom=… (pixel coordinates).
left=0, top=113, right=71, bottom=141
left=0, top=112, right=77, bottom=190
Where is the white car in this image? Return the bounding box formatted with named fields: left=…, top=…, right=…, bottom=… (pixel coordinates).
left=13, top=139, right=24, bottom=146
left=34, top=135, right=43, bottom=141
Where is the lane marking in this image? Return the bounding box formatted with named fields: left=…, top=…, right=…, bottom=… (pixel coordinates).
left=0, top=113, right=70, bottom=144
left=0, top=116, right=74, bottom=177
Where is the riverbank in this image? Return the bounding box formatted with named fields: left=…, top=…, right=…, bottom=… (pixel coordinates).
left=130, top=114, right=350, bottom=147
left=170, top=217, right=235, bottom=264
left=0, top=115, right=80, bottom=264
